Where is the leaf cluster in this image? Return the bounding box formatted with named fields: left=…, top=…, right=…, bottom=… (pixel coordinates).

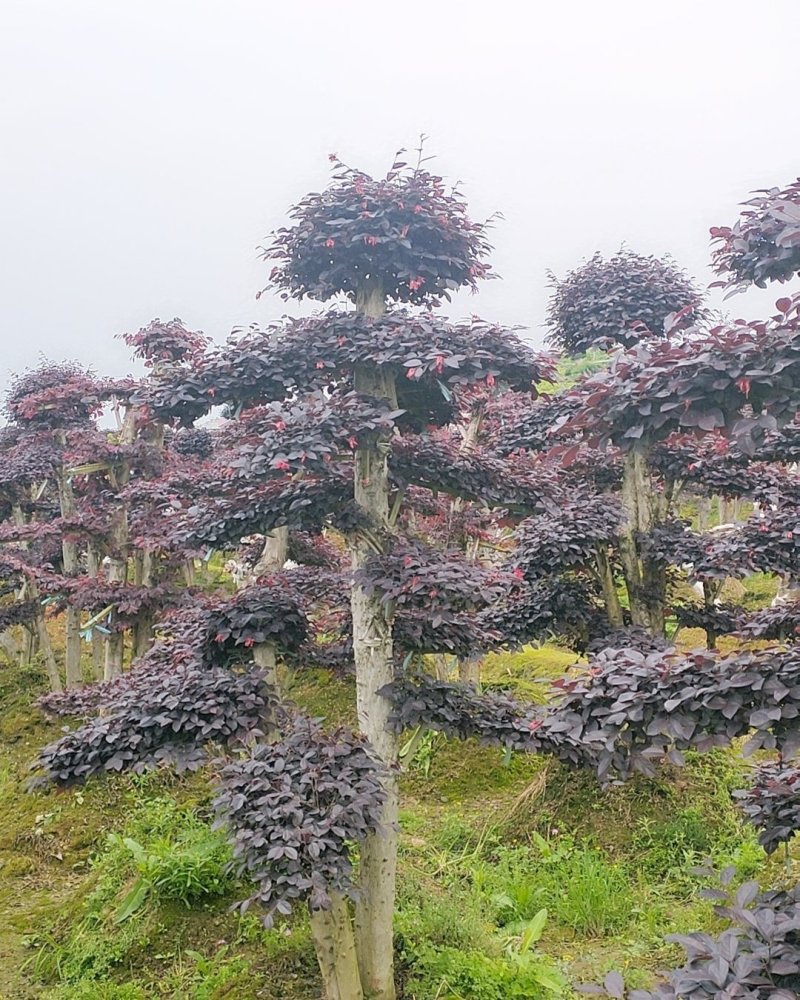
left=546, top=251, right=703, bottom=356
left=711, top=177, right=800, bottom=288
left=261, top=151, right=494, bottom=306
left=213, top=716, right=386, bottom=925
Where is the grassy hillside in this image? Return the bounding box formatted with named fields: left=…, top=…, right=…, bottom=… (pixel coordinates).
left=0, top=644, right=797, bottom=999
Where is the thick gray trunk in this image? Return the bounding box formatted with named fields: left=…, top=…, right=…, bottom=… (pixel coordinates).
left=309, top=894, right=364, bottom=1000
left=250, top=527, right=289, bottom=582
left=351, top=279, right=398, bottom=1000
left=618, top=449, right=667, bottom=635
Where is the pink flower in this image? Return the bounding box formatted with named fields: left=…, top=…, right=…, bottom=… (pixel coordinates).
left=274, top=459, right=290, bottom=471
left=364, top=235, right=379, bottom=247
left=408, top=276, right=426, bottom=292
left=325, top=238, right=335, bottom=249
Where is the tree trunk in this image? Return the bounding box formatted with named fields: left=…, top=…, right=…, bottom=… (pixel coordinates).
left=35, top=611, right=63, bottom=692
left=86, top=543, right=105, bottom=679
left=432, top=653, right=450, bottom=681
left=55, top=456, right=83, bottom=689
left=250, top=527, right=289, bottom=581
left=702, top=580, right=720, bottom=650
left=104, top=528, right=127, bottom=680
left=454, top=406, right=484, bottom=683
left=132, top=550, right=155, bottom=662
left=104, top=407, right=137, bottom=680
left=595, top=543, right=624, bottom=628
left=11, top=504, right=62, bottom=691
left=458, top=652, right=481, bottom=687
left=309, top=894, right=364, bottom=1000
left=351, top=277, right=398, bottom=1000
left=241, top=528, right=288, bottom=695
left=618, top=449, right=667, bottom=635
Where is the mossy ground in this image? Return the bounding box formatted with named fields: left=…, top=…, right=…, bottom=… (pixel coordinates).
left=1, top=638, right=797, bottom=999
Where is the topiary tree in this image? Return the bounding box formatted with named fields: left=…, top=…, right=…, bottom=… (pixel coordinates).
left=546, top=250, right=703, bottom=356
left=30, top=147, right=553, bottom=1000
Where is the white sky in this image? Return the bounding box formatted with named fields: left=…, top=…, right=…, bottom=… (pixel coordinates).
left=1, top=0, right=798, bottom=395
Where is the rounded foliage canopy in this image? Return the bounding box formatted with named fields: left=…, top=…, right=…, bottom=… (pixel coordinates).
left=261, top=150, right=494, bottom=306
left=546, top=250, right=703, bottom=356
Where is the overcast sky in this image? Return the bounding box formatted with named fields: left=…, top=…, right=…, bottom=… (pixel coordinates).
left=1, top=0, right=798, bottom=396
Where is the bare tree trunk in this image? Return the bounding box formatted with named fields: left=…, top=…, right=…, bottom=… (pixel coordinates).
left=309, top=894, right=364, bottom=1000
left=35, top=611, right=63, bottom=692
left=86, top=543, right=105, bottom=679
left=697, top=496, right=711, bottom=532
left=0, top=629, right=20, bottom=662
left=431, top=653, right=451, bottom=681
left=19, top=625, right=34, bottom=667
left=241, top=528, right=288, bottom=694
left=104, top=513, right=128, bottom=681
left=454, top=406, right=485, bottom=684
left=104, top=408, right=137, bottom=680
left=596, top=543, right=624, bottom=628
left=250, top=527, right=289, bottom=581
left=618, top=449, right=667, bottom=635
left=131, top=550, right=155, bottom=661
left=702, top=580, right=721, bottom=650
left=458, top=652, right=481, bottom=687
left=11, top=504, right=62, bottom=691
left=351, top=278, right=398, bottom=1000
left=55, top=462, right=83, bottom=689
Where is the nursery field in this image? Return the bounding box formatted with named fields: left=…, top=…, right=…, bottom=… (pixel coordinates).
left=4, top=151, right=800, bottom=1000
left=1, top=622, right=797, bottom=1000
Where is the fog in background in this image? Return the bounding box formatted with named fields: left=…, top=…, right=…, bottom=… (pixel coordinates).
left=1, top=0, right=798, bottom=395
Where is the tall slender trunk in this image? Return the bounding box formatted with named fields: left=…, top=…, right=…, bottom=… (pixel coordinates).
left=454, top=406, right=485, bottom=685
left=132, top=550, right=155, bottom=662
left=241, top=527, right=288, bottom=693
left=239, top=531, right=283, bottom=757
left=596, top=543, right=624, bottom=628
left=55, top=458, right=83, bottom=689
left=104, top=408, right=137, bottom=680
left=86, top=543, right=105, bottom=680
left=309, top=894, right=364, bottom=1000
left=350, top=278, right=398, bottom=1000
left=618, top=449, right=667, bottom=635
left=104, top=509, right=128, bottom=680
left=12, top=504, right=62, bottom=691
left=702, top=580, right=720, bottom=650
